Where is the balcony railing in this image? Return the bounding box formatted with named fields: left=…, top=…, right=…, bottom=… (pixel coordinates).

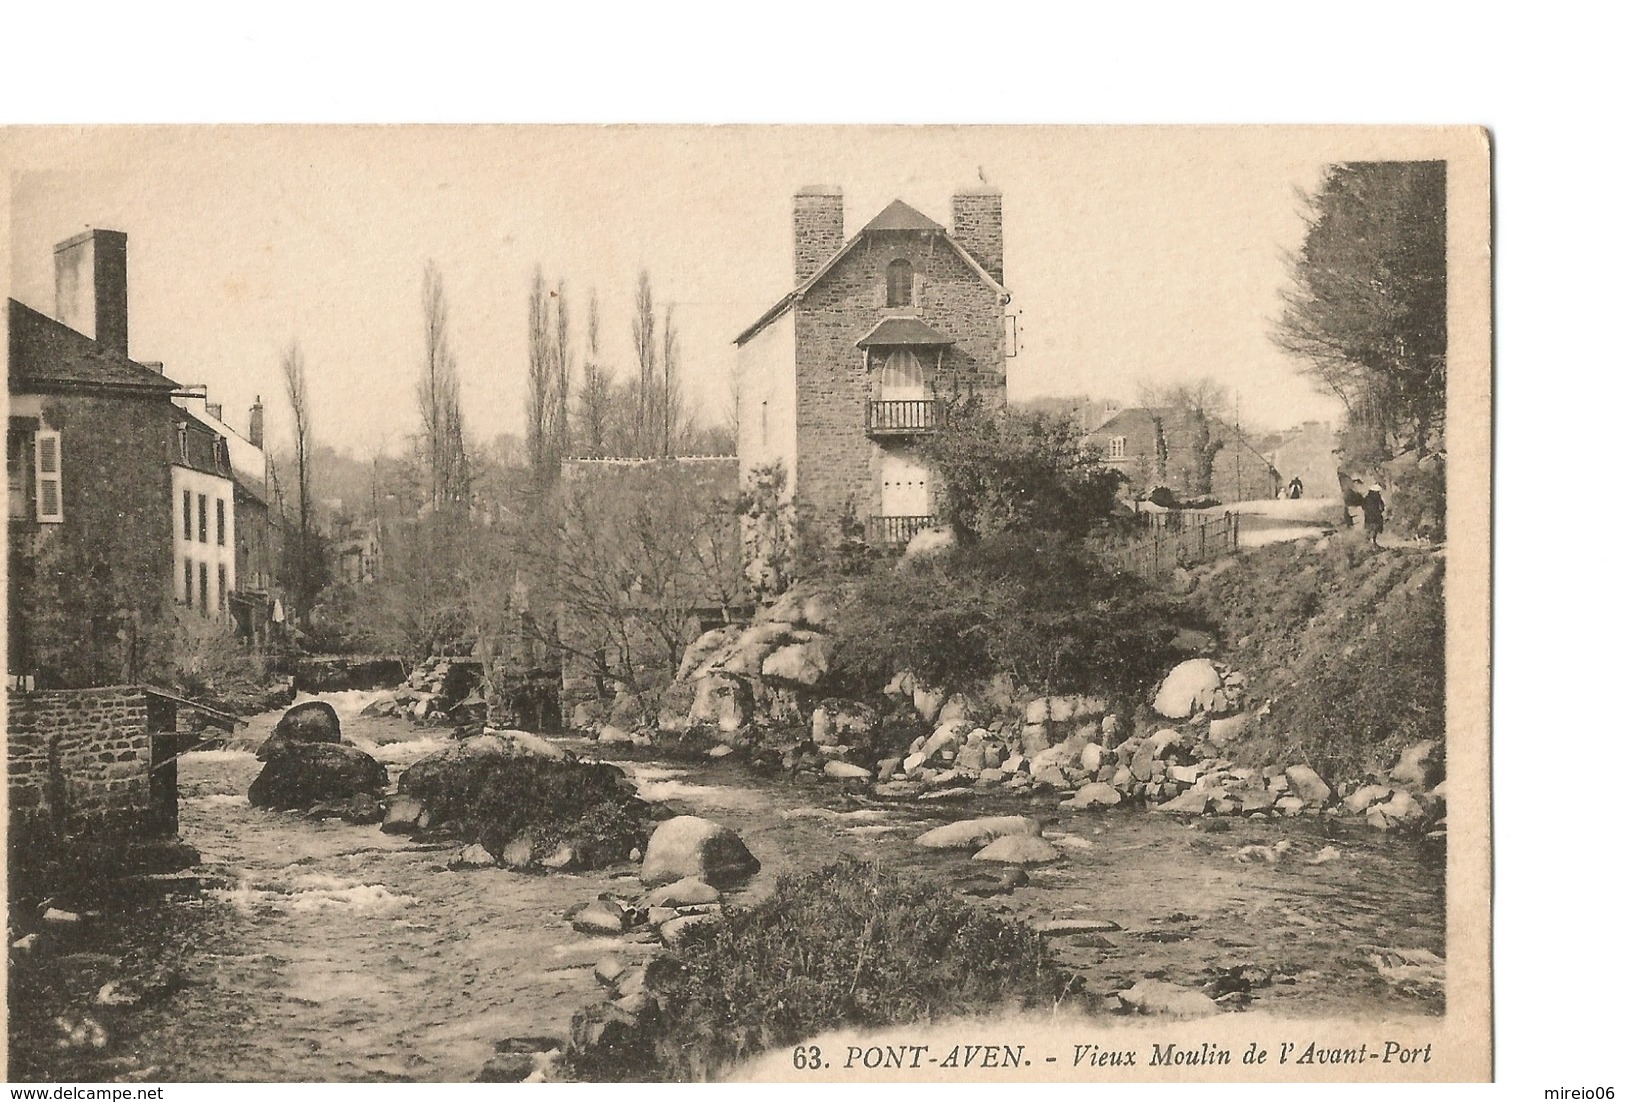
left=868, top=514, right=937, bottom=548
left=866, top=399, right=942, bottom=436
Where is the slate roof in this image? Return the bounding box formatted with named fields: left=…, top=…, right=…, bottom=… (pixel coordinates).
left=735, top=198, right=1009, bottom=346
left=8, top=298, right=177, bottom=394
left=855, top=316, right=956, bottom=348
left=860, top=199, right=945, bottom=233
left=170, top=407, right=234, bottom=479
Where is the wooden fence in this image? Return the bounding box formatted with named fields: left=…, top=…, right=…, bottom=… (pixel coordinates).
left=1103, top=511, right=1241, bottom=578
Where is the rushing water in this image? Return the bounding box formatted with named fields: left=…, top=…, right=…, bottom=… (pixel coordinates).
left=12, top=691, right=1445, bottom=1082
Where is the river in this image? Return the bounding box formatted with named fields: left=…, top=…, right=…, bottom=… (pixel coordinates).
left=13, top=691, right=1446, bottom=1082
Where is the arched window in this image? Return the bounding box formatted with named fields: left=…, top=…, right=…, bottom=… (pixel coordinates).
left=886, top=258, right=913, bottom=307
left=878, top=350, right=926, bottom=400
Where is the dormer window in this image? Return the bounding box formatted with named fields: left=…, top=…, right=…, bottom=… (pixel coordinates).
left=886, top=258, right=913, bottom=308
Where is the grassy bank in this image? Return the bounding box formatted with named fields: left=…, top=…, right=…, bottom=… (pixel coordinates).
left=566, top=857, right=1075, bottom=1081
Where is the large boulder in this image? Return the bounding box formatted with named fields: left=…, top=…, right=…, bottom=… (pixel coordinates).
left=398, top=732, right=577, bottom=800
left=972, top=835, right=1061, bottom=865
left=1152, top=659, right=1224, bottom=720
left=256, top=700, right=343, bottom=760
left=1285, top=764, right=1332, bottom=804
left=398, top=733, right=647, bottom=870
left=915, top=815, right=1041, bottom=850
left=1390, top=740, right=1443, bottom=789
left=688, top=675, right=751, bottom=734
left=248, top=743, right=388, bottom=810
left=761, top=639, right=831, bottom=686
left=640, top=815, right=760, bottom=888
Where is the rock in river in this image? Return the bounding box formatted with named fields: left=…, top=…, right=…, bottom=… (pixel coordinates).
left=256, top=700, right=343, bottom=760
left=972, top=834, right=1061, bottom=865
left=915, top=815, right=1040, bottom=850
left=640, top=815, right=760, bottom=888
left=248, top=743, right=388, bottom=810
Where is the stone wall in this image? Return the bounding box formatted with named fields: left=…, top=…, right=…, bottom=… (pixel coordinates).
left=794, top=230, right=1007, bottom=533
left=6, top=686, right=155, bottom=830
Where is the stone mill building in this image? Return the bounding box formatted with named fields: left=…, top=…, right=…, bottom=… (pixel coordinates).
left=734, top=185, right=1012, bottom=546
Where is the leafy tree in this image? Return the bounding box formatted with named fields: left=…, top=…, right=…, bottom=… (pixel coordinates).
left=922, top=399, right=1125, bottom=542
left=1276, top=161, right=1447, bottom=459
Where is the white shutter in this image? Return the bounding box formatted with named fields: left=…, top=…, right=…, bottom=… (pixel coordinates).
left=34, top=430, right=63, bottom=522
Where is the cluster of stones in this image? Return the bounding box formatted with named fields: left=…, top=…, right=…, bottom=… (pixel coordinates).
left=869, top=660, right=1441, bottom=832
left=360, top=656, right=484, bottom=726
left=578, top=583, right=841, bottom=744
left=468, top=813, right=763, bottom=1083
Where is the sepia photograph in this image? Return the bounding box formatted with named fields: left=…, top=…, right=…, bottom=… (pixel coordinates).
left=2, top=123, right=1490, bottom=1085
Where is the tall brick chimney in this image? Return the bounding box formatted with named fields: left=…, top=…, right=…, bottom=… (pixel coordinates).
left=54, top=229, right=129, bottom=356
left=249, top=396, right=265, bottom=448
left=793, top=185, right=844, bottom=284
left=951, top=187, right=1003, bottom=285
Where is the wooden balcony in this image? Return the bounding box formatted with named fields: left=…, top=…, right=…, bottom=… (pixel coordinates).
left=868, top=514, right=937, bottom=548
left=866, top=398, right=942, bottom=437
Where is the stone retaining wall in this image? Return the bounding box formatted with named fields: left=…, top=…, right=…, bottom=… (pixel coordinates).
left=6, top=685, right=154, bottom=829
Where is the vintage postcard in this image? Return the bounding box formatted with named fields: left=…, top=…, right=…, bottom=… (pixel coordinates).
left=1, top=125, right=1491, bottom=1084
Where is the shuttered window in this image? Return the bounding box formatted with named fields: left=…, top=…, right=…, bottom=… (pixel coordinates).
left=218, top=563, right=228, bottom=610
left=217, top=498, right=226, bottom=545
left=198, top=493, right=208, bottom=544
left=183, top=490, right=193, bottom=540
left=34, top=430, right=63, bottom=523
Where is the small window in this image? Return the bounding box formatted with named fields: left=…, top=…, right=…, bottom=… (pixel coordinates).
left=886, top=258, right=913, bottom=308
left=183, top=560, right=194, bottom=606
left=198, top=493, right=208, bottom=544
left=176, top=425, right=189, bottom=464
left=1108, top=436, right=1127, bottom=460
left=212, top=438, right=224, bottom=468
left=199, top=567, right=209, bottom=615
left=218, top=564, right=228, bottom=610
left=34, top=430, right=64, bottom=523
left=217, top=499, right=227, bottom=546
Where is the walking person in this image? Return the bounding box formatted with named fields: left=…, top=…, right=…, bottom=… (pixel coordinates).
left=1362, top=483, right=1386, bottom=547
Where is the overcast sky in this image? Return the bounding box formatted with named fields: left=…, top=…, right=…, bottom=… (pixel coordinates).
left=6, top=126, right=1398, bottom=453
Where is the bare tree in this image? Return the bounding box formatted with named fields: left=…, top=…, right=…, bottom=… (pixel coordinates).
left=631, top=269, right=657, bottom=455
left=526, top=267, right=564, bottom=497
left=660, top=303, right=680, bottom=458
left=418, top=261, right=470, bottom=510
left=1137, top=378, right=1231, bottom=496
left=577, top=289, right=611, bottom=459
left=281, top=343, right=320, bottom=618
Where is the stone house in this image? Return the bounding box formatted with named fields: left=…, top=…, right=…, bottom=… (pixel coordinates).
left=7, top=233, right=182, bottom=688
left=1087, top=405, right=1280, bottom=503
left=735, top=186, right=1011, bottom=546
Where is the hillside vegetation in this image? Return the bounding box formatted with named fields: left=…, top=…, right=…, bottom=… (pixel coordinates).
left=1186, top=535, right=1445, bottom=783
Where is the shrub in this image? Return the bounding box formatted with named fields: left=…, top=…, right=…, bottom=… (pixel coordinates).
left=924, top=399, right=1125, bottom=543
left=828, top=533, right=1197, bottom=703
left=1380, top=452, right=1446, bottom=541
left=416, top=754, right=652, bottom=865
left=568, top=857, right=1071, bottom=1081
